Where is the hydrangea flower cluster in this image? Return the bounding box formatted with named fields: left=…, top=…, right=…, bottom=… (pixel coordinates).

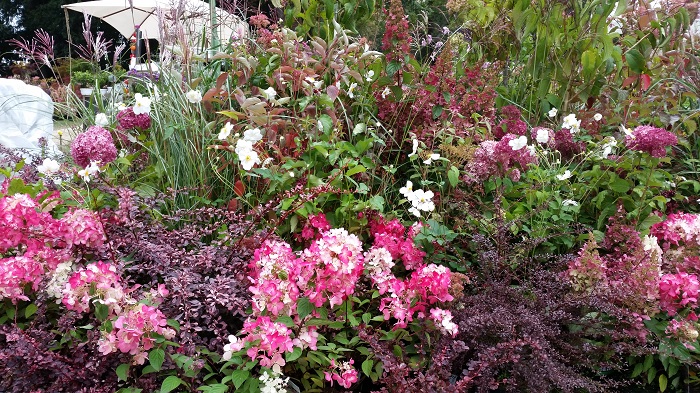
left=665, top=317, right=700, bottom=350
left=651, top=212, right=700, bottom=250
left=624, top=125, right=678, bottom=158
left=225, top=215, right=456, bottom=388
left=0, top=193, right=90, bottom=302
left=63, top=261, right=174, bottom=364
left=258, top=371, right=290, bottom=393
left=70, top=126, right=118, bottom=168
left=464, top=133, right=538, bottom=182
left=62, top=261, right=125, bottom=314
left=658, top=273, right=700, bottom=316
left=99, top=303, right=176, bottom=364
left=324, top=359, right=359, bottom=389
left=495, top=105, right=527, bottom=139
left=60, top=208, right=106, bottom=248
left=116, top=106, right=152, bottom=131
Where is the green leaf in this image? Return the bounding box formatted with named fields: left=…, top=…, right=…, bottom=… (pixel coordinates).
left=94, top=302, right=109, bottom=321
left=24, top=304, right=38, bottom=319
left=346, top=165, right=366, bottom=177
left=447, top=166, right=460, bottom=187
left=160, top=376, right=183, bottom=393
left=432, top=105, right=443, bottom=119
left=362, top=359, right=373, bottom=377
left=149, top=348, right=165, bottom=372
left=297, top=297, right=314, bottom=320
left=386, top=61, right=401, bottom=76
left=276, top=316, right=295, bottom=327
left=659, top=374, right=668, bottom=392
left=198, top=384, right=228, bottom=393
left=231, top=369, right=250, bottom=389
left=609, top=177, right=630, bottom=193
left=116, top=363, right=130, bottom=382
left=631, top=362, right=643, bottom=378
left=626, top=49, right=645, bottom=74
left=581, top=49, right=598, bottom=81
left=319, top=114, right=333, bottom=134
left=286, top=347, right=303, bottom=362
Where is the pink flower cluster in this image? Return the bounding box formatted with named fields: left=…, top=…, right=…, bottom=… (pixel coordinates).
left=99, top=303, right=176, bottom=364
left=659, top=273, right=699, bottom=316
left=60, top=208, right=106, bottom=248
left=116, top=107, right=151, bottom=131
left=62, top=261, right=124, bottom=313
left=624, top=125, right=678, bottom=158
left=70, top=126, right=118, bottom=168
left=63, top=262, right=174, bottom=364
left=464, top=133, right=538, bottom=182
left=324, top=359, right=359, bottom=389
left=651, top=212, right=700, bottom=250
left=0, top=193, right=102, bottom=303
left=300, top=213, right=331, bottom=240
left=227, top=214, right=457, bottom=384
left=566, top=238, right=607, bottom=293
left=495, top=105, right=527, bottom=139
left=666, top=316, right=700, bottom=349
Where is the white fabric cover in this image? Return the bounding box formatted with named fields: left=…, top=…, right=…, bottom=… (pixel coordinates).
left=0, top=79, right=56, bottom=152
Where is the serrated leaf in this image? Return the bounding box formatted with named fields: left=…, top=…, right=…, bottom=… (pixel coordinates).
left=386, top=61, right=401, bottom=76
left=149, top=348, right=165, bottom=371
left=116, top=363, right=130, bottom=381
left=160, top=376, right=183, bottom=393
left=609, top=177, right=630, bottom=193
left=94, top=302, right=109, bottom=321
left=231, top=369, right=250, bottom=389
left=432, top=105, right=443, bottom=119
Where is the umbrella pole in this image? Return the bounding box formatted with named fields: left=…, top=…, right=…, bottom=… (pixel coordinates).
left=64, top=9, right=74, bottom=115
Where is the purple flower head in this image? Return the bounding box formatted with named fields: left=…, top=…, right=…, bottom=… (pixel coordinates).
left=70, top=126, right=118, bottom=168
left=117, top=107, right=151, bottom=131
left=553, top=129, right=585, bottom=160
left=464, top=134, right=537, bottom=182
left=625, top=125, right=678, bottom=158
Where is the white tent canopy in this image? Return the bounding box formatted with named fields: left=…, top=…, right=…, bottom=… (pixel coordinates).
left=62, top=0, right=246, bottom=47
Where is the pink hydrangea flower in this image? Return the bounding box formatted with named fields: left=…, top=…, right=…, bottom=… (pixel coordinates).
left=659, top=272, right=700, bottom=316
left=625, top=125, right=678, bottom=158
left=60, top=208, right=106, bottom=248
left=324, top=359, right=358, bottom=389
left=70, top=126, right=118, bottom=168
left=116, top=106, right=151, bottom=131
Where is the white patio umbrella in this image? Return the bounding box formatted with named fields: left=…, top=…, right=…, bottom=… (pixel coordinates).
left=62, top=0, right=245, bottom=45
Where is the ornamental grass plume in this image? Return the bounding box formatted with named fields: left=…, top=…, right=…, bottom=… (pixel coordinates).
left=624, top=125, right=678, bottom=157
left=70, top=126, right=117, bottom=168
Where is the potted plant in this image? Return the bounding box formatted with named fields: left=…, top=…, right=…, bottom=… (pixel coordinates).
left=72, top=70, right=97, bottom=96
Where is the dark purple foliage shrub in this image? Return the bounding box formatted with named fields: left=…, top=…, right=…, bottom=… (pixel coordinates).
left=102, top=187, right=254, bottom=352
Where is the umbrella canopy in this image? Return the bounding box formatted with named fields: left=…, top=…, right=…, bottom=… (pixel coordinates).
left=62, top=0, right=245, bottom=44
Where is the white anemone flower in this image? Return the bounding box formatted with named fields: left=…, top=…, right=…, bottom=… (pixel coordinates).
left=185, top=90, right=202, bottom=104
left=133, top=93, right=152, bottom=115
left=508, top=135, right=528, bottom=151
left=423, top=153, right=440, bottom=165
left=243, top=128, right=263, bottom=143
left=548, top=108, right=558, bottom=118
left=399, top=180, right=413, bottom=197
left=95, top=113, right=109, bottom=127
left=37, top=158, right=60, bottom=175
left=556, top=170, right=573, bottom=181
left=218, top=122, right=234, bottom=140
left=261, top=87, right=277, bottom=101
left=535, top=128, right=550, bottom=144
left=239, top=149, right=261, bottom=171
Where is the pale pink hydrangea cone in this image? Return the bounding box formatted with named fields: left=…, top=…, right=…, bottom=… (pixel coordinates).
left=70, top=126, right=118, bottom=168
